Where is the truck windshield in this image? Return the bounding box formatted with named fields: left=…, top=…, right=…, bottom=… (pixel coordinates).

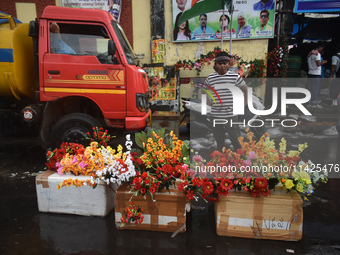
left=111, top=20, right=137, bottom=65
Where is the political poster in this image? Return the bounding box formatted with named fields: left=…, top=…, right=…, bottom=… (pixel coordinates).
left=172, top=0, right=276, bottom=42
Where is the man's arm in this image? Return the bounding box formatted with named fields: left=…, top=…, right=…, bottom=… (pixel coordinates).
left=240, top=84, right=248, bottom=108
left=316, top=59, right=327, bottom=66
left=330, top=65, right=336, bottom=78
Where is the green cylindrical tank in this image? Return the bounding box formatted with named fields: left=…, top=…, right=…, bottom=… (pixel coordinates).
left=0, top=17, right=35, bottom=101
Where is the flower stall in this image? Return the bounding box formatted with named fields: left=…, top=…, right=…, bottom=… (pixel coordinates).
left=37, top=126, right=328, bottom=240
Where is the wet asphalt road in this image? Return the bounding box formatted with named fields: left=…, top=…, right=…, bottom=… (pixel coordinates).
left=1, top=131, right=340, bottom=255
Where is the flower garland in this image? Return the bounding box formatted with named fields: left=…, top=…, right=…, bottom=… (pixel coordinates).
left=175, top=47, right=247, bottom=75
left=267, top=34, right=289, bottom=78
left=267, top=46, right=284, bottom=77
left=247, top=59, right=266, bottom=79
left=175, top=46, right=266, bottom=89
left=244, top=58, right=267, bottom=88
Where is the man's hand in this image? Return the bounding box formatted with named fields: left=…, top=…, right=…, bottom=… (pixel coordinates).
left=240, top=84, right=248, bottom=108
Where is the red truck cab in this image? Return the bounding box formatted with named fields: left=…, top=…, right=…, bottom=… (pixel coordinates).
left=29, top=6, right=150, bottom=148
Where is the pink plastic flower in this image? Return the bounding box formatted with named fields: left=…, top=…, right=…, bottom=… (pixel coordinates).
left=57, top=167, right=63, bottom=174
left=248, top=151, right=257, bottom=160
left=193, top=155, right=203, bottom=163
left=188, top=169, right=196, bottom=178
left=199, top=165, right=207, bottom=177
left=244, top=159, right=252, bottom=166
left=182, top=164, right=189, bottom=171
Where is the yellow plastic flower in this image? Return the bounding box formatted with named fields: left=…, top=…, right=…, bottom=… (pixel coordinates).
left=279, top=138, right=286, bottom=153
left=284, top=179, right=294, bottom=189
left=288, top=150, right=299, bottom=157
left=302, top=178, right=312, bottom=185
left=296, top=183, right=304, bottom=193
left=292, top=171, right=310, bottom=180
left=298, top=143, right=308, bottom=152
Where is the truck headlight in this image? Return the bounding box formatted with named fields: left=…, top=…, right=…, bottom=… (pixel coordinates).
left=136, top=93, right=149, bottom=112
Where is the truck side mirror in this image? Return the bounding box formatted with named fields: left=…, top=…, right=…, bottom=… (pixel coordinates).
left=108, top=40, right=116, bottom=56
left=28, top=20, right=38, bottom=37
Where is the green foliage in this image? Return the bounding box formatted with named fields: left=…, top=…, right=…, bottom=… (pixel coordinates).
left=181, top=140, right=191, bottom=165
left=248, top=59, right=266, bottom=78
left=135, top=128, right=166, bottom=149
left=135, top=132, right=148, bottom=149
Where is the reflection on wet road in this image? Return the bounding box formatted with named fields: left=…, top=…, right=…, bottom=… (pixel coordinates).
left=0, top=135, right=340, bottom=255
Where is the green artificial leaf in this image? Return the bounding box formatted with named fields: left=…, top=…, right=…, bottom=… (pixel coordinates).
left=146, top=127, right=165, bottom=139
left=135, top=132, right=148, bottom=148
left=181, top=140, right=190, bottom=159
left=156, top=128, right=166, bottom=138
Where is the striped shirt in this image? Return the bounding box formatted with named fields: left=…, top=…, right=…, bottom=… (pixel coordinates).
left=205, top=71, right=245, bottom=118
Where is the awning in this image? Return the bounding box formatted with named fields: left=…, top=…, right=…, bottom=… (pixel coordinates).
left=294, top=0, right=340, bottom=13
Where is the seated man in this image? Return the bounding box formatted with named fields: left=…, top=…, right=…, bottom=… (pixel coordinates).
left=50, top=22, right=76, bottom=54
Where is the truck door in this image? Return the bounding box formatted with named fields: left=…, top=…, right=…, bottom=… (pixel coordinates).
left=42, top=22, right=126, bottom=119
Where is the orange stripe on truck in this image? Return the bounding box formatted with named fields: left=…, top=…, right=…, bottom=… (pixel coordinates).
left=44, top=87, right=126, bottom=94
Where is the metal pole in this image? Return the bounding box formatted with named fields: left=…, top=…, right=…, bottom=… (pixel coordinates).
left=221, top=7, right=225, bottom=50
left=229, top=1, right=233, bottom=54
left=276, top=1, right=281, bottom=46
left=277, top=12, right=281, bottom=46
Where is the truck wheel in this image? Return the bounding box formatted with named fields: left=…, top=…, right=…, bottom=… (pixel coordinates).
left=51, top=113, right=101, bottom=149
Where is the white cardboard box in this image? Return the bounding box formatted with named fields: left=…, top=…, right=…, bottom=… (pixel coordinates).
left=36, top=170, right=116, bottom=217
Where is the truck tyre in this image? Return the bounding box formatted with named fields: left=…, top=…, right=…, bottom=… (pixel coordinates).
left=51, top=113, right=101, bottom=148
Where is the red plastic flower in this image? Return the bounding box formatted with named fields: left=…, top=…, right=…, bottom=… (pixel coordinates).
left=202, top=181, right=214, bottom=195
left=220, top=178, right=233, bottom=192
left=186, top=190, right=195, bottom=200
left=254, top=178, right=268, bottom=190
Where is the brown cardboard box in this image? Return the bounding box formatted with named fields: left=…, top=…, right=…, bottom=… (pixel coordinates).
left=151, top=111, right=180, bottom=136
left=215, top=186, right=303, bottom=241
left=115, top=184, right=190, bottom=233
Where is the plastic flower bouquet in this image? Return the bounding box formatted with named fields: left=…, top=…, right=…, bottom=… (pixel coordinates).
left=129, top=128, right=190, bottom=200
left=119, top=201, right=144, bottom=227
left=178, top=130, right=328, bottom=202
left=46, top=131, right=136, bottom=189
left=46, top=142, right=85, bottom=171
left=86, top=126, right=114, bottom=147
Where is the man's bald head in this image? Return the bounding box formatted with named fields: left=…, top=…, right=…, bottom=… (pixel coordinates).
left=50, top=22, right=60, bottom=34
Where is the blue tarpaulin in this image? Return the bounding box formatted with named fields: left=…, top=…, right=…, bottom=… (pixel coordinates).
left=294, top=0, right=340, bottom=13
